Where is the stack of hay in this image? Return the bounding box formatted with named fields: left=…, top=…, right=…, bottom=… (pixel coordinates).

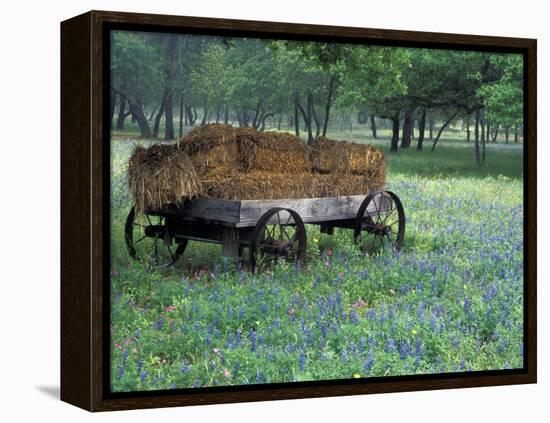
left=310, top=136, right=386, bottom=187
left=128, top=144, right=203, bottom=214
left=128, top=124, right=386, bottom=210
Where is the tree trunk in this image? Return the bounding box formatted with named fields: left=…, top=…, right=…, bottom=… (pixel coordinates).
left=252, top=99, right=262, bottom=129
left=370, top=115, right=377, bottom=138
left=481, top=118, right=490, bottom=164
left=505, top=126, right=510, bottom=144
left=481, top=114, right=486, bottom=164
left=492, top=124, right=499, bottom=142
left=429, top=117, right=434, bottom=140
left=309, top=93, right=321, bottom=138
left=294, top=98, right=300, bottom=137
left=431, top=111, right=459, bottom=151
left=296, top=96, right=314, bottom=143
left=390, top=115, right=400, bottom=153
left=277, top=113, right=282, bottom=130
left=110, top=90, right=117, bottom=129
left=474, top=108, right=481, bottom=165
left=486, top=121, right=491, bottom=145
left=178, top=95, right=184, bottom=138
left=201, top=105, right=209, bottom=125
left=153, top=98, right=166, bottom=138
left=322, top=74, right=337, bottom=137
left=164, top=90, right=175, bottom=140
left=417, top=109, right=426, bottom=151
left=163, top=36, right=178, bottom=140
left=260, top=112, right=276, bottom=132
left=116, top=94, right=128, bottom=130
left=400, top=108, right=414, bottom=149
left=224, top=106, right=229, bottom=124
left=130, top=101, right=152, bottom=138
left=466, top=114, right=471, bottom=143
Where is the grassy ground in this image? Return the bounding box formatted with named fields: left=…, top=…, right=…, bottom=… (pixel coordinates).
left=109, top=128, right=524, bottom=392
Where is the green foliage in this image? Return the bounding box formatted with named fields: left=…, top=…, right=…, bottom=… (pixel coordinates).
left=224, top=39, right=282, bottom=113
left=478, top=55, right=523, bottom=128
left=110, top=32, right=524, bottom=149
left=190, top=43, right=227, bottom=109
left=111, top=31, right=164, bottom=102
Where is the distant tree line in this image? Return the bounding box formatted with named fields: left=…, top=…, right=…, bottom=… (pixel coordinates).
left=111, top=32, right=523, bottom=165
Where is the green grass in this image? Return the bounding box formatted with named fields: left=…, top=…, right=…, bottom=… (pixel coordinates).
left=109, top=131, right=524, bottom=392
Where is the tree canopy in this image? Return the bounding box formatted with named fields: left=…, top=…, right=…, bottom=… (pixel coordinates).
left=110, top=31, right=524, bottom=163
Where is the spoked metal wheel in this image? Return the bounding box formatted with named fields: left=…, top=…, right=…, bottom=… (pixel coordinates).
left=124, top=206, right=187, bottom=268
left=249, top=207, right=307, bottom=271
left=354, top=190, right=405, bottom=253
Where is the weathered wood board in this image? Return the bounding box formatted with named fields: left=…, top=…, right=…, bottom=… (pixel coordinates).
left=182, top=194, right=387, bottom=227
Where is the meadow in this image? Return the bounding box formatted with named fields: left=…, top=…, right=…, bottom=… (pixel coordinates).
left=109, top=128, right=524, bottom=392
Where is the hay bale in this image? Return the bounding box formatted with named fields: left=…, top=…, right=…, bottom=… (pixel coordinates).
left=128, top=144, right=204, bottom=213
left=178, top=124, right=238, bottom=173
left=204, top=170, right=384, bottom=200
left=311, top=137, right=386, bottom=179
left=236, top=128, right=311, bottom=173
left=127, top=125, right=387, bottom=207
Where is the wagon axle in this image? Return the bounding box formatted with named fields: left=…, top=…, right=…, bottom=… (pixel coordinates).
left=260, top=239, right=297, bottom=259
left=143, top=224, right=167, bottom=239
left=365, top=222, right=393, bottom=236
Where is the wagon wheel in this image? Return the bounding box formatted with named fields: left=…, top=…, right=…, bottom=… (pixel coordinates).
left=249, top=207, right=307, bottom=271
left=354, top=190, right=405, bottom=253
left=124, top=206, right=187, bottom=268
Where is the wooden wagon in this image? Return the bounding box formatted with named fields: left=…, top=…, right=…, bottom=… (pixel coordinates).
left=125, top=190, right=405, bottom=270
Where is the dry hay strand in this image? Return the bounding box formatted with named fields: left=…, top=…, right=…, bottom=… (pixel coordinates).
left=178, top=124, right=238, bottom=173
left=205, top=170, right=385, bottom=200
left=128, top=144, right=204, bottom=214
left=311, top=137, right=386, bottom=180
left=236, top=127, right=311, bottom=173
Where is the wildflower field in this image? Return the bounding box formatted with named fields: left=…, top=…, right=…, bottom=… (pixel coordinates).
left=110, top=138, right=524, bottom=392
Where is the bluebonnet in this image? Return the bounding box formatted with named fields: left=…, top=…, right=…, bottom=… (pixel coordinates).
left=117, top=364, right=125, bottom=379
left=249, top=330, right=257, bottom=352
left=363, top=352, right=374, bottom=373
left=153, top=316, right=164, bottom=330
left=299, top=353, right=306, bottom=371
left=349, top=310, right=359, bottom=325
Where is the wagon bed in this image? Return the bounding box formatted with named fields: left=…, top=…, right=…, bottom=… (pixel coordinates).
left=125, top=190, right=405, bottom=270
left=180, top=195, right=373, bottom=227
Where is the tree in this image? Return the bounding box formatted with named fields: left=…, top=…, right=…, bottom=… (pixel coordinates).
left=478, top=54, right=523, bottom=144
left=190, top=43, right=228, bottom=127
left=163, top=36, right=179, bottom=140
left=111, top=32, right=164, bottom=138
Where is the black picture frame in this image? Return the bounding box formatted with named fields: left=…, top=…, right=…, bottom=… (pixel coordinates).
left=61, top=10, right=537, bottom=411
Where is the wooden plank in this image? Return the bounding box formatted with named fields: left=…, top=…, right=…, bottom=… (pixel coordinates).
left=237, top=196, right=363, bottom=226
left=178, top=194, right=391, bottom=227
left=181, top=198, right=242, bottom=222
